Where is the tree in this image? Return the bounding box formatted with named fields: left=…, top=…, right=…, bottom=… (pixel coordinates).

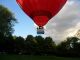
left=15, top=36, right=25, bottom=54
left=25, top=35, right=36, bottom=55
left=44, top=37, right=56, bottom=47
left=0, top=5, right=16, bottom=36
left=4, top=35, right=15, bottom=54
left=56, top=41, right=68, bottom=56
left=35, top=36, right=44, bottom=45
left=34, top=36, right=45, bottom=55
left=44, top=37, right=56, bottom=55
left=56, top=37, right=80, bottom=57
left=66, top=37, right=80, bottom=56
left=66, top=37, right=79, bottom=49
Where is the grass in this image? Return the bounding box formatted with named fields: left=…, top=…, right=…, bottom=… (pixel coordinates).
left=0, top=55, right=80, bottom=60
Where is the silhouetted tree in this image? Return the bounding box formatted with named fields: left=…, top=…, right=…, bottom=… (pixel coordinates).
left=15, top=36, right=25, bottom=54
left=66, top=37, right=80, bottom=57
left=0, top=5, right=16, bottom=36
left=4, top=35, right=15, bottom=54
left=56, top=40, right=68, bottom=56
left=25, top=35, right=37, bottom=55
left=0, top=32, right=5, bottom=53
left=44, top=37, right=56, bottom=55
left=56, top=37, right=80, bottom=57
left=34, top=36, right=44, bottom=55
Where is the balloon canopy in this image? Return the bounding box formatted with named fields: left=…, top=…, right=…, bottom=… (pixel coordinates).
left=16, top=0, right=67, bottom=27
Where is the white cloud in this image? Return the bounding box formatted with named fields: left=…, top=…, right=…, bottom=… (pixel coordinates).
left=44, top=0, right=80, bottom=44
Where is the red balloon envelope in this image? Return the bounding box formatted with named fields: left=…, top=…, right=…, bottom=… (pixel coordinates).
left=16, top=0, right=67, bottom=27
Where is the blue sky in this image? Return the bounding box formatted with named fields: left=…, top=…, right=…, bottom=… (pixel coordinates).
left=0, top=0, right=37, bottom=37
left=0, top=0, right=80, bottom=43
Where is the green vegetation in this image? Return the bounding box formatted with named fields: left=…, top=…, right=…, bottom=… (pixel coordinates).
left=0, top=5, right=80, bottom=59
left=0, top=35, right=80, bottom=57
left=0, top=55, right=80, bottom=60
left=0, top=5, right=16, bottom=36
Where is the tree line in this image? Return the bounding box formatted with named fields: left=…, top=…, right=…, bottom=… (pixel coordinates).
left=0, top=34, right=80, bottom=57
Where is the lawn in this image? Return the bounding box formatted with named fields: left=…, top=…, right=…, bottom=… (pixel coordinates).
left=0, top=55, right=80, bottom=60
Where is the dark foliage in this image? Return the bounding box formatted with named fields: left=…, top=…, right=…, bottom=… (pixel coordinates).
left=0, top=5, right=16, bottom=37
left=0, top=34, right=80, bottom=57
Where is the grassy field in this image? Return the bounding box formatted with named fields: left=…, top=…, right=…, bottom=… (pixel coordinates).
left=0, top=55, right=80, bottom=60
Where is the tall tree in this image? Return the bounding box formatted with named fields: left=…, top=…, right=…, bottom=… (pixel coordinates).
left=25, top=35, right=36, bottom=55
left=34, top=36, right=45, bottom=55
left=66, top=37, right=79, bottom=49
left=56, top=37, right=80, bottom=57
left=0, top=5, right=16, bottom=36
left=44, top=37, right=56, bottom=55
left=15, top=36, right=25, bottom=54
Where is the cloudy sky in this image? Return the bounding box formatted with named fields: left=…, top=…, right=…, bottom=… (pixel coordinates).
left=0, top=0, right=80, bottom=44
left=44, top=0, right=80, bottom=43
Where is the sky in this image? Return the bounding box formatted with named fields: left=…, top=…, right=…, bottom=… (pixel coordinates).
left=44, top=0, right=80, bottom=43
left=0, top=0, right=37, bottom=37
left=0, top=0, right=80, bottom=43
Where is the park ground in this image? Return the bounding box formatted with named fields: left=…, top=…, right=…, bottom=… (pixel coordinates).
left=0, top=55, right=80, bottom=60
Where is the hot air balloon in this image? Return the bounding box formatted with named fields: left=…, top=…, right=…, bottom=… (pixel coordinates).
left=16, top=0, right=67, bottom=34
